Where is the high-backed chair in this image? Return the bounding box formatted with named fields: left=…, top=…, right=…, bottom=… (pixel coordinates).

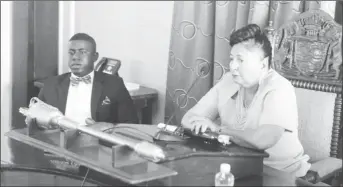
left=265, top=10, right=342, bottom=185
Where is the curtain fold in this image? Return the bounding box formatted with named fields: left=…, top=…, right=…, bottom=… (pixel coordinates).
left=165, top=1, right=215, bottom=124
left=164, top=1, right=337, bottom=125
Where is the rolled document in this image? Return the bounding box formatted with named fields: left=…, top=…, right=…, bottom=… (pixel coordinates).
left=19, top=97, right=166, bottom=162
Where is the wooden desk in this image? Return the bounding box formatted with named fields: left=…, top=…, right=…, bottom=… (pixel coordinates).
left=6, top=124, right=270, bottom=185
left=1, top=164, right=301, bottom=186
left=33, top=81, right=158, bottom=124
left=129, top=86, right=158, bottom=124
left=5, top=123, right=319, bottom=186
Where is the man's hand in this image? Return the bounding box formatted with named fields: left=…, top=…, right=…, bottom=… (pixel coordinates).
left=85, top=118, right=115, bottom=132
left=25, top=116, right=57, bottom=130
left=189, top=116, right=219, bottom=134
left=25, top=116, right=35, bottom=126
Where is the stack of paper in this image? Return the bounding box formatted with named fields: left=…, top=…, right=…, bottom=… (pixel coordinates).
left=124, top=82, right=140, bottom=91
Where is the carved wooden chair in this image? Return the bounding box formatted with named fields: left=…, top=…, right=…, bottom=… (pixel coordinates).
left=265, top=9, right=342, bottom=185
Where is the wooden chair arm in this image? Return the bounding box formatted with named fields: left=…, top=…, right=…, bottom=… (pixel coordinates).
left=301, top=170, right=320, bottom=184
left=300, top=157, right=342, bottom=184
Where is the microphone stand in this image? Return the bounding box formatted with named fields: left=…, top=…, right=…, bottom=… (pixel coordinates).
left=153, top=70, right=205, bottom=142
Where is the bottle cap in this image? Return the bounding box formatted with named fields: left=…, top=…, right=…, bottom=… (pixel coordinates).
left=220, top=163, right=231, bottom=173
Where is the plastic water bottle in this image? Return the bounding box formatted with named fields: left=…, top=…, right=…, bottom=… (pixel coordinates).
left=215, top=163, right=235, bottom=186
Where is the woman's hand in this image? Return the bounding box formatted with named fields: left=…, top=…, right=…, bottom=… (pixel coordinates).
left=189, top=116, right=219, bottom=134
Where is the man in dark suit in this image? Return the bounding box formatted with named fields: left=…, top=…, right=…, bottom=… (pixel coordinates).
left=22, top=33, right=138, bottom=181
left=36, top=33, right=138, bottom=127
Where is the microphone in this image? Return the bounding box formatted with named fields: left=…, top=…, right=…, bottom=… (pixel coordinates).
left=153, top=67, right=207, bottom=142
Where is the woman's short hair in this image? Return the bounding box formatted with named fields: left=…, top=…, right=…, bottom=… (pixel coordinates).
left=229, top=24, right=272, bottom=68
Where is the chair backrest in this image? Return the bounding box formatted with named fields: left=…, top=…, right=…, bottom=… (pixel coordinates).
left=265, top=10, right=342, bottom=162
left=95, top=57, right=121, bottom=76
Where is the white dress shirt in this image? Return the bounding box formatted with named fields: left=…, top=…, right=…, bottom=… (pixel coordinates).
left=65, top=71, right=94, bottom=126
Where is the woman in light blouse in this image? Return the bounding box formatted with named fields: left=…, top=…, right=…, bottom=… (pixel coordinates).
left=181, top=24, right=311, bottom=177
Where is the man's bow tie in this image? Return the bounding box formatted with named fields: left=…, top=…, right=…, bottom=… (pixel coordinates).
left=70, top=75, right=91, bottom=86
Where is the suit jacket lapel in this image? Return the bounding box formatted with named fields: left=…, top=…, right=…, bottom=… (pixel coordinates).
left=57, top=73, right=71, bottom=114
left=91, top=72, right=105, bottom=119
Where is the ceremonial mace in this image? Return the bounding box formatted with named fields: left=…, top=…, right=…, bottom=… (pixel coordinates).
left=19, top=97, right=166, bottom=163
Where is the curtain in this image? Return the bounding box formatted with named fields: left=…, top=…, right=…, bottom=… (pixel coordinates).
left=164, top=1, right=337, bottom=125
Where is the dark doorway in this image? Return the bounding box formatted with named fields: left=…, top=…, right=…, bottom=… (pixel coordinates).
left=10, top=1, right=59, bottom=167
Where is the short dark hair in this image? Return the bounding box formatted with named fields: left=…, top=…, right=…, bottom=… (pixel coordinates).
left=69, top=33, right=97, bottom=52
left=229, top=24, right=272, bottom=68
